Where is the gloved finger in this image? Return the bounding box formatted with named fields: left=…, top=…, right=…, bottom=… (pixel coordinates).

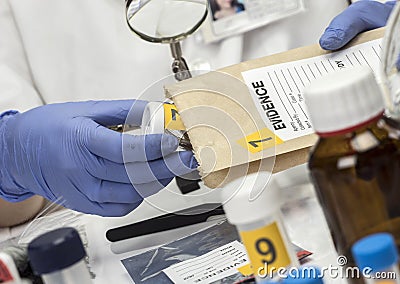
left=319, top=1, right=395, bottom=50
left=122, top=133, right=179, bottom=162
left=86, top=153, right=187, bottom=185
left=130, top=178, right=172, bottom=199
left=82, top=99, right=148, bottom=127
left=56, top=190, right=143, bottom=217
left=397, top=54, right=400, bottom=71
left=126, top=151, right=198, bottom=184
left=84, top=120, right=178, bottom=162
left=85, top=156, right=131, bottom=183
left=85, top=181, right=142, bottom=203
left=84, top=201, right=143, bottom=217
left=83, top=178, right=171, bottom=204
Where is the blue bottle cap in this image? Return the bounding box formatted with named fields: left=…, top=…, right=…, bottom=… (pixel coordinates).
left=281, top=267, right=324, bottom=284
left=351, top=233, right=399, bottom=273
left=28, top=227, right=86, bottom=275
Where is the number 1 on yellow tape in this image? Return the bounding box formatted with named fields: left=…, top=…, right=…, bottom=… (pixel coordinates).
left=237, top=128, right=283, bottom=153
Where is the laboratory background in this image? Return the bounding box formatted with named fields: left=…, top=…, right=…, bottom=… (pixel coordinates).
left=1, top=0, right=400, bottom=283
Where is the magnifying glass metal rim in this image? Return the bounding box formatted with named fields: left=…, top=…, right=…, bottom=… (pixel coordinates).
left=125, top=0, right=209, bottom=44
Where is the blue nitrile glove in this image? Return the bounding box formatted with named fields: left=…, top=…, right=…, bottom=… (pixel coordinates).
left=320, top=0, right=397, bottom=50
left=0, top=100, right=197, bottom=217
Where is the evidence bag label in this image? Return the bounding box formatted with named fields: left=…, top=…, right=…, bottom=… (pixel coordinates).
left=239, top=221, right=291, bottom=276
left=241, top=39, right=382, bottom=148
left=163, top=241, right=250, bottom=284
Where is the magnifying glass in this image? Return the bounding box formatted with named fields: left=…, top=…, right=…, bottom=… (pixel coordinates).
left=125, top=0, right=208, bottom=81
left=125, top=0, right=209, bottom=195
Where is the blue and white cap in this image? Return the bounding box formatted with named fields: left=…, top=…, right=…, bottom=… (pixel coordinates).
left=352, top=233, right=399, bottom=273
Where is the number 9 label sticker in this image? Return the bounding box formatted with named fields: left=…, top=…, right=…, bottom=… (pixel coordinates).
left=239, top=222, right=291, bottom=276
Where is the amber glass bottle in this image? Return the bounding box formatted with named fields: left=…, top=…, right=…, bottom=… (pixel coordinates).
left=305, top=66, right=400, bottom=274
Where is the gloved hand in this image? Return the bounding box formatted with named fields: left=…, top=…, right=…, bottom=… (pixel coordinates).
left=0, top=100, right=197, bottom=217
left=319, top=0, right=397, bottom=51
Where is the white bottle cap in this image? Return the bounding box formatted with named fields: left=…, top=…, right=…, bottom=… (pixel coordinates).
left=304, top=66, right=384, bottom=135
left=141, top=102, right=165, bottom=134
left=221, top=172, right=281, bottom=226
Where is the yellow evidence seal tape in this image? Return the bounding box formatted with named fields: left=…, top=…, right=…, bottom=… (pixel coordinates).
left=163, top=103, right=186, bottom=130
left=237, top=128, right=283, bottom=153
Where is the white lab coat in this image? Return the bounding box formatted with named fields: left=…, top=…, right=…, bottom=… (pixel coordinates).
left=0, top=0, right=350, bottom=113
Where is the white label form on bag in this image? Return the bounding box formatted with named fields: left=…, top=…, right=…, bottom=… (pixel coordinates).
left=163, top=241, right=249, bottom=284
left=241, top=39, right=383, bottom=144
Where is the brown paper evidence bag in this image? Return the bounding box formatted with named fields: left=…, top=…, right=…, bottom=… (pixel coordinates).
left=165, top=28, right=384, bottom=189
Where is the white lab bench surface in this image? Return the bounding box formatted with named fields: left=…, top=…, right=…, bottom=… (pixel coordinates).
left=83, top=164, right=349, bottom=284
left=0, top=164, right=348, bottom=283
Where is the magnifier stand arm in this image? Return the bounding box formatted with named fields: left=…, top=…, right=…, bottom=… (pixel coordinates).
left=170, top=42, right=192, bottom=81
